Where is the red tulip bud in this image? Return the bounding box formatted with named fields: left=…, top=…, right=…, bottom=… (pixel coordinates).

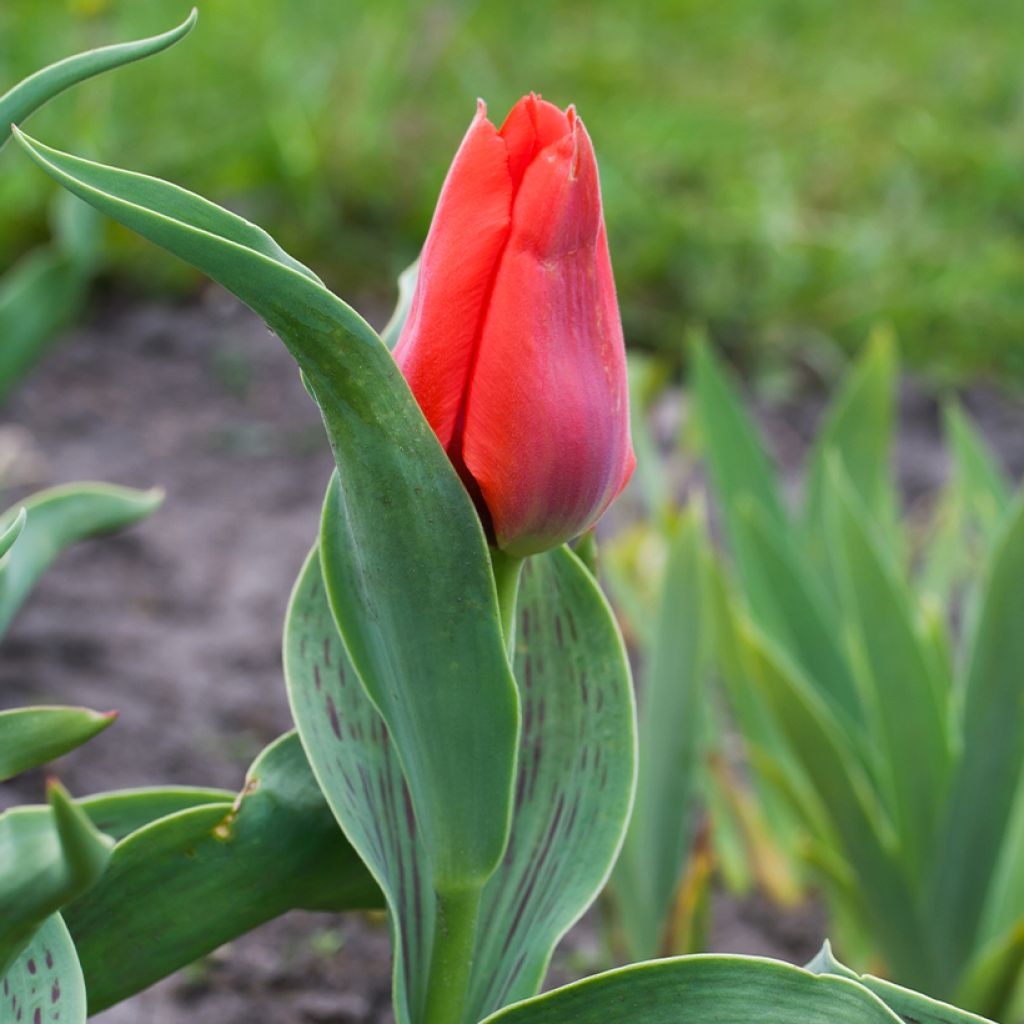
left=395, top=94, right=635, bottom=556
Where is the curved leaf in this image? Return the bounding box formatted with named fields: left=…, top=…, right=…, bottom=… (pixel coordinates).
left=0, top=483, right=163, bottom=639
left=381, top=259, right=418, bottom=350
left=13, top=130, right=520, bottom=892
left=1, top=914, right=86, bottom=1024
left=0, top=9, right=197, bottom=150
left=64, top=732, right=380, bottom=1014
left=465, top=547, right=635, bottom=1020
left=478, top=954, right=904, bottom=1023
left=0, top=783, right=112, bottom=975
left=78, top=785, right=233, bottom=842
left=0, top=706, right=116, bottom=782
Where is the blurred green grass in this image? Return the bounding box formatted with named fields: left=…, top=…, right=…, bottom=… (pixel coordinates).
left=2, top=0, right=1024, bottom=383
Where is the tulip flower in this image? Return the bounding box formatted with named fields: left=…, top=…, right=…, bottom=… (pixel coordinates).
left=394, top=94, right=635, bottom=556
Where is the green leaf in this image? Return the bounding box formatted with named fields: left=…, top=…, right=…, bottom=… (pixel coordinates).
left=929, top=496, right=1024, bottom=981
left=0, top=782, right=113, bottom=975
left=732, top=619, right=931, bottom=988
left=611, top=506, right=706, bottom=960
left=0, top=9, right=198, bottom=150
left=286, top=546, right=635, bottom=1024
left=465, top=547, right=635, bottom=1020
left=808, top=940, right=996, bottom=1024
left=944, top=402, right=1011, bottom=536
left=0, top=483, right=163, bottom=639
left=64, top=733, right=380, bottom=1014
left=78, top=785, right=233, bottom=842
left=12, top=130, right=520, bottom=893
left=0, top=247, right=89, bottom=404
left=822, top=461, right=952, bottom=876
left=381, top=258, right=418, bottom=349
left=285, top=546, right=431, bottom=1024
left=0, top=706, right=116, bottom=781
left=691, top=337, right=790, bottom=543
left=0, top=914, right=87, bottom=1024
left=804, top=327, right=899, bottom=554
left=477, top=954, right=904, bottom=1023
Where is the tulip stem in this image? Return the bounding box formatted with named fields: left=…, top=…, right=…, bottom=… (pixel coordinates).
left=422, top=885, right=483, bottom=1024
left=490, top=548, right=524, bottom=656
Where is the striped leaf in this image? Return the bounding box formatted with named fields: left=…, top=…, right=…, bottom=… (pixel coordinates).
left=1, top=914, right=86, bottom=1024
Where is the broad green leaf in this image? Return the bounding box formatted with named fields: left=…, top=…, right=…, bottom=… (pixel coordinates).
left=823, top=461, right=951, bottom=876
left=0, top=483, right=163, bottom=639
left=465, top=547, right=635, bottom=1020
left=78, top=785, right=232, bottom=842
left=381, top=258, right=418, bottom=349
left=808, top=940, right=995, bottom=1024
left=929, top=497, right=1024, bottom=981
left=64, top=733, right=380, bottom=1014
left=0, top=706, right=116, bottom=781
left=1, top=914, right=86, bottom=1024
left=0, top=782, right=112, bottom=975
left=612, top=506, right=706, bottom=960
left=0, top=9, right=197, bottom=150
left=804, top=327, right=899, bottom=554
left=286, top=546, right=635, bottom=1024
left=478, top=954, right=904, bottom=1023
left=0, top=509, right=25, bottom=558
left=285, top=547, right=431, bottom=1024
left=12, top=131, right=520, bottom=892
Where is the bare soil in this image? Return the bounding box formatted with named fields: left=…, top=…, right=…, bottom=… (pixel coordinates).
left=0, top=292, right=1019, bottom=1022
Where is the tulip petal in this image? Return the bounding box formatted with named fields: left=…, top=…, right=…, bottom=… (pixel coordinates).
left=462, top=118, right=634, bottom=555
left=394, top=101, right=513, bottom=451
left=499, top=94, right=572, bottom=190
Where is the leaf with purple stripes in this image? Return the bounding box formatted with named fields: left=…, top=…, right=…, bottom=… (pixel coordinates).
left=1, top=914, right=86, bottom=1024
left=285, top=547, right=432, bottom=1024
left=465, top=546, right=635, bottom=1020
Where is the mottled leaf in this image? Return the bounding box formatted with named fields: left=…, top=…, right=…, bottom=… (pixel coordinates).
left=1, top=914, right=86, bottom=1024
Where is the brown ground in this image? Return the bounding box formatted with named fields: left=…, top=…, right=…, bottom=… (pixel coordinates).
left=0, top=292, right=1019, bottom=1022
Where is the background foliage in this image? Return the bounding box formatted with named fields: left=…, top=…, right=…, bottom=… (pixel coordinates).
left=3, top=0, right=1024, bottom=382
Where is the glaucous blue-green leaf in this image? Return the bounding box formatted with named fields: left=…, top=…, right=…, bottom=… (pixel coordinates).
left=611, top=506, right=706, bottom=960
left=0, top=483, right=163, bottom=639
left=0, top=9, right=197, bottom=150
left=0, top=782, right=112, bottom=975
left=0, top=706, right=116, bottom=781
left=78, top=785, right=232, bottom=842
left=1, top=914, right=86, bottom=1024
left=64, top=732, right=380, bottom=1014
left=465, top=546, right=635, bottom=1021
left=286, top=546, right=433, bottom=1024
left=929, top=496, right=1024, bottom=983
left=477, top=954, right=905, bottom=1023
left=807, top=940, right=995, bottom=1024
left=13, top=131, right=519, bottom=894
left=287, top=546, right=635, bottom=1024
